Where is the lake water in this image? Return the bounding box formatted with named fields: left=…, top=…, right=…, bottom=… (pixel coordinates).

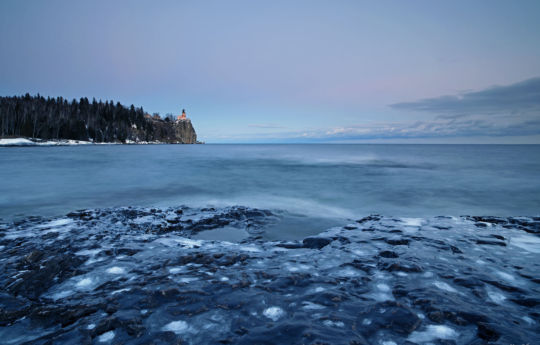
left=1, top=144, right=539, bottom=222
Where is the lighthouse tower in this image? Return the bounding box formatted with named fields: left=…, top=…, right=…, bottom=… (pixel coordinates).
left=177, top=109, right=187, bottom=121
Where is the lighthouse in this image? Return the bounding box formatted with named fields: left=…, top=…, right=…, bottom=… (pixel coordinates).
left=177, top=109, right=187, bottom=121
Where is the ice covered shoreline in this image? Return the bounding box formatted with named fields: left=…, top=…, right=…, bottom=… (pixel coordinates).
left=0, top=138, right=195, bottom=146
left=0, top=206, right=538, bottom=344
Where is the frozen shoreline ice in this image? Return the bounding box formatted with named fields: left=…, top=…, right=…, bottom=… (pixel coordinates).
left=0, top=137, right=175, bottom=146
left=0, top=206, right=538, bottom=344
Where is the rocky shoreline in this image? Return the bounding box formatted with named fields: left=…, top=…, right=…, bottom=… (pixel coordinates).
left=0, top=138, right=204, bottom=147
left=0, top=207, right=538, bottom=344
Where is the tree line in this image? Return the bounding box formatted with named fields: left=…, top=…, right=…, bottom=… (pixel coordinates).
left=0, top=94, right=158, bottom=142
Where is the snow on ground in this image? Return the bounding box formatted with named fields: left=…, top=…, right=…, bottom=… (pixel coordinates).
left=0, top=137, right=175, bottom=146
left=0, top=138, right=92, bottom=146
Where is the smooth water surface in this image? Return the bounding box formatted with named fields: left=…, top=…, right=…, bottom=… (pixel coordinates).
left=1, top=144, right=539, bottom=221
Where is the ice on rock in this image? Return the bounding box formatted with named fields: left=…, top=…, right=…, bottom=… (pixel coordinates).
left=302, top=302, right=326, bottom=310
left=381, top=341, right=397, bottom=345
left=286, top=263, right=312, bottom=272
left=52, top=290, right=74, bottom=300
left=76, top=277, right=93, bottom=288
left=522, top=316, right=535, bottom=325
left=75, top=248, right=102, bottom=256
left=401, top=218, right=423, bottom=227
left=372, top=292, right=394, bottom=302
left=433, top=281, right=458, bottom=293
left=174, top=238, right=203, bottom=248
left=487, top=290, right=506, bottom=304
left=177, top=277, right=198, bottom=283
left=263, top=307, right=285, bottom=321
left=162, top=320, right=189, bottom=334
left=239, top=245, right=261, bottom=253
left=154, top=237, right=202, bottom=248
left=168, top=267, right=185, bottom=274
left=38, top=218, right=73, bottom=229
left=496, top=271, right=515, bottom=281
left=106, top=266, right=126, bottom=274
left=112, top=288, right=131, bottom=295
left=510, top=234, right=540, bottom=253
left=377, top=283, right=390, bottom=292
left=336, top=267, right=361, bottom=277
left=408, top=325, right=458, bottom=343
left=323, top=320, right=345, bottom=327
left=98, top=331, right=115, bottom=342
left=368, top=282, right=394, bottom=301
left=1, top=208, right=538, bottom=344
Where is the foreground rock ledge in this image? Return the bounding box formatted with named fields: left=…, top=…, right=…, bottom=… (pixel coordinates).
left=0, top=207, right=538, bottom=344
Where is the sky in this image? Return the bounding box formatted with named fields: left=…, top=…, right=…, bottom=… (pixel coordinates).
left=1, top=0, right=540, bottom=143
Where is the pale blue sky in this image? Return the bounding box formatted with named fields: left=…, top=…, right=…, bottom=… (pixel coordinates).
left=1, top=0, right=539, bottom=142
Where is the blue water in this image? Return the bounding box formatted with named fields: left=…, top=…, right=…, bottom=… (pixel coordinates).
left=1, top=144, right=539, bottom=221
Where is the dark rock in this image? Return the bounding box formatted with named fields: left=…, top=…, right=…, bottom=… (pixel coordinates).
left=428, top=311, right=444, bottom=322
left=0, top=293, right=30, bottom=326
left=481, top=280, right=524, bottom=293
left=332, top=236, right=351, bottom=244
left=470, top=216, right=506, bottom=225
left=237, top=323, right=308, bottom=345
left=24, top=250, right=44, bottom=264
left=453, top=277, right=483, bottom=289
left=67, top=210, right=94, bottom=220
left=455, top=311, right=488, bottom=324
left=303, top=237, right=332, bottom=249
left=116, top=248, right=140, bottom=256
left=449, top=245, right=463, bottom=254
left=509, top=297, right=540, bottom=307
left=381, top=262, right=423, bottom=273
left=433, top=225, right=451, bottom=230
left=358, top=301, right=422, bottom=336
left=60, top=305, right=99, bottom=327
left=477, top=322, right=500, bottom=341
left=356, top=215, right=381, bottom=224
left=379, top=250, right=399, bottom=258
left=385, top=238, right=410, bottom=245
left=343, top=260, right=373, bottom=274
left=476, top=239, right=506, bottom=246
left=392, top=288, right=409, bottom=298
left=276, top=242, right=304, bottom=249
left=8, top=253, right=84, bottom=300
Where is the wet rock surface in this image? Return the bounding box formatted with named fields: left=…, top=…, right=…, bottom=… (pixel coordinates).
left=0, top=208, right=539, bottom=344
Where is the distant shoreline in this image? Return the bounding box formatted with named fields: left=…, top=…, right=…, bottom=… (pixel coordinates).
left=0, top=137, right=204, bottom=147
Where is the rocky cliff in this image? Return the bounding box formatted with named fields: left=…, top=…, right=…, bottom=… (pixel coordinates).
left=145, top=118, right=197, bottom=144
